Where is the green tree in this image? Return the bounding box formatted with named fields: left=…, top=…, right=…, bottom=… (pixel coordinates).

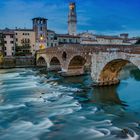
left=0, top=52, right=4, bottom=64
left=135, top=38, right=140, bottom=44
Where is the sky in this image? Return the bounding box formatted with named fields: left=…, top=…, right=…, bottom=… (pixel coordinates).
left=0, top=0, right=140, bottom=36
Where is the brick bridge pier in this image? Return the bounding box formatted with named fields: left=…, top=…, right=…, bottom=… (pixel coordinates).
left=36, top=44, right=140, bottom=86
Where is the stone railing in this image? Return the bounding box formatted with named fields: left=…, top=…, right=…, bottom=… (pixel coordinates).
left=36, top=44, right=140, bottom=55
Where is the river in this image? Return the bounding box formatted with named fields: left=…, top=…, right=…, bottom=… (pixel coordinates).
left=0, top=67, right=140, bottom=140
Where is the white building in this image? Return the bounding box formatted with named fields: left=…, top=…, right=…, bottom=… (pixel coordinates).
left=79, top=32, right=138, bottom=45
left=3, top=29, right=15, bottom=56
left=47, top=30, right=58, bottom=47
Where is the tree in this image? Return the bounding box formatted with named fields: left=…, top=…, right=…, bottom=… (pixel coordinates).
left=135, top=38, right=140, bottom=44
left=0, top=52, right=4, bottom=64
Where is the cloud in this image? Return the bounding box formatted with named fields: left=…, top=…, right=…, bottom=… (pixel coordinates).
left=0, top=0, right=140, bottom=36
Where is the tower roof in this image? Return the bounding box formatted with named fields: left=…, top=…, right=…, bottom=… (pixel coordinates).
left=32, top=17, right=48, bottom=21
left=69, top=2, right=75, bottom=5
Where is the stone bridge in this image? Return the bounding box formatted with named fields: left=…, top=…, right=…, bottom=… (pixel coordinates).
left=36, top=44, right=140, bottom=86
left=36, top=44, right=91, bottom=76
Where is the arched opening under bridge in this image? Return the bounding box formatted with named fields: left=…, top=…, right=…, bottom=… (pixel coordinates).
left=63, top=55, right=86, bottom=76
left=49, top=57, right=61, bottom=71
left=37, top=57, right=47, bottom=67
left=98, top=59, right=140, bottom=86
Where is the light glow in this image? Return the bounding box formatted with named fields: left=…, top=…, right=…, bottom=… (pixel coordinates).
left=40, top=36, right=44, bottom=41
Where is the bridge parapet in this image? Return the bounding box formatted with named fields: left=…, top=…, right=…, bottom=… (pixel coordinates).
left=37, top=44, right=140, bottom=54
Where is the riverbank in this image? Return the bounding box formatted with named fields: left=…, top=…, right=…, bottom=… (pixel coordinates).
left=0, top=56, right=35, bottom=69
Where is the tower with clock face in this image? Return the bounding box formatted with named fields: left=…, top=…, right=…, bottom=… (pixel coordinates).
left=68, top=2, right=77, bottom=36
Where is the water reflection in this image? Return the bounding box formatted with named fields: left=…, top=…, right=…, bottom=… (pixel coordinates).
left=75, top=84, right=127, bottom=108
left=119, top=64, right=140, bottom=81
left=60, top=74, right=128, bottom=107
left=130, top=69, right=140, bottom=81
left=91, top=86, right=127, bottom=106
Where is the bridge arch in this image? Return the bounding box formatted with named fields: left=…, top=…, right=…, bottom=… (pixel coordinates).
left=49, top=57, right=61, bottom=71
left=98, top=58, right=140, bottom=85
left=65, top=55, right=86, bottom=76
left=68, top=55, right=86, bottom=69
left=37, top=56, right=47, bottom=67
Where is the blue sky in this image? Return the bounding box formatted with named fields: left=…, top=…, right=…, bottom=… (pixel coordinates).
left=0, top=0, right=140, bottom=36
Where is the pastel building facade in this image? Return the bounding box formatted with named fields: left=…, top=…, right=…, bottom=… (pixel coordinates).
left=2, top=29, right=15, bottom=57
left=79, top=32, right=138, bottom=45
left=15, top=29, right=35, bottom=56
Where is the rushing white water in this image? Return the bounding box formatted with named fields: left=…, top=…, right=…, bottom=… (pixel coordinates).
left=0, top=68, right=140, bottom=140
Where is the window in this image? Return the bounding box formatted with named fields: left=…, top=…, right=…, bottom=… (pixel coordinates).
left=40, top=27, right=43, bottom=31
left=16, top=38, right=18, bottom=42
left=10, top=41, right=14, bottom=44
left=27, top=39, right=30, bottom=43
left=69, top=39, right=72, bottom=43
left=54, top=36, right=57, bottom=40
left=4, top=41, right=7, bottom=44
left=4, top=47, right=6, bottom=50
left=21, top=39, right=24, bottom=44
left=23, top=33, right=24, bottom=35
left=10, top=35, right=13, bottom=38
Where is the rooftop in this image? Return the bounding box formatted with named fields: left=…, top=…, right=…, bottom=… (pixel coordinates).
left=32, top=17, right=48, bottom=20
left=15, top=29, right=34, bottom=32
left=95, top=35, right=123, bottom=40
left=0, top=28, right=14, bottom=35
left=57, top=34, right=80, bottom=38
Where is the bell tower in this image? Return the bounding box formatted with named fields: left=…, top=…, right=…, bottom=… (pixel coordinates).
left=68, top=2, right=77, bottom=36
left=32, top=17, right=48, bottom=50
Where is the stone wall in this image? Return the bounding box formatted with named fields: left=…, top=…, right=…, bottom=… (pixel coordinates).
left=15, top=56, right=35, bottom=67
left=0, top=57, right=16, bottom=68
left=0, top=56, right=35, bottom=68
